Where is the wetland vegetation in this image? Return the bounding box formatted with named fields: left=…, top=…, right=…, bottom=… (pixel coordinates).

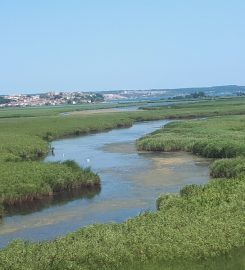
left=0, top=96, right=244, bottom=269
left=137, top=115, right=245, bottom=158
left=0, top=161, right=99, bottom=209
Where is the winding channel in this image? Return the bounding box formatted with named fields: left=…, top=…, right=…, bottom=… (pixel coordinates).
left=0, top=120, right=210, bottom=248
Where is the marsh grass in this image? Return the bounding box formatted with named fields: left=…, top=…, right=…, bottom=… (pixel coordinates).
left=210, top=157, right=245, bottom=178
left=0, top=99, right=244, bottom=214
left=0, top=175, right=244, bottom=269
left=0, top=160, right=99, bottom=207
left=137, top=116, right=245, bottom=158
left=0, top=98, right=245, bottom=268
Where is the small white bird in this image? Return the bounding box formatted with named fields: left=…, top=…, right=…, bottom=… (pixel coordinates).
left=62, top=153, right=65, bottom=158
left=86, top=158, right=90, bottom=163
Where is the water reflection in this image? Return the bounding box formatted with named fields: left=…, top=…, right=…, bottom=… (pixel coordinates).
left=5, top=186, right=101, bottom=217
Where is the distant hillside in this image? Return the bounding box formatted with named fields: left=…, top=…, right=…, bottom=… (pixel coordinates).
left=164, top=85, right=245, bottom=95
left=102, top=85, right=245, bottom=101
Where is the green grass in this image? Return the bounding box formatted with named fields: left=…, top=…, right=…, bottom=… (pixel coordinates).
left=0, top=160, right=99, bottom=211
left=210, top=157, right=245, bottom=178
left=0, top=98, right=244, bottom=268
left=120, top=246, right=245, bottom=270
left=137, top=115, right=245, bottom=158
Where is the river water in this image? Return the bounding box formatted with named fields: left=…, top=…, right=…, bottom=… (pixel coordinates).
left=0, top=120, right=210, bottom=248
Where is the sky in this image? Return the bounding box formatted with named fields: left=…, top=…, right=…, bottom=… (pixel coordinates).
left=0, top=0, right=244, bottom=94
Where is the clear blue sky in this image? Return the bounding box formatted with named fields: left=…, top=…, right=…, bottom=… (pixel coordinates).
left=0, top=0, right=244, bottom=94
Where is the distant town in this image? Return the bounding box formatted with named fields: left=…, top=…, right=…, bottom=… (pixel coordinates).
left=0, top=92, right=105, bottom=108
left=0, top=85, right=244, bottom=108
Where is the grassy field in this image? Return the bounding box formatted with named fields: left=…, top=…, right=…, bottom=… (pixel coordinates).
left=0, top=97, right=244, bottom=269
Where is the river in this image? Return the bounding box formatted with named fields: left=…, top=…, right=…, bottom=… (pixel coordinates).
left=0, top=120, right=210, bottom=248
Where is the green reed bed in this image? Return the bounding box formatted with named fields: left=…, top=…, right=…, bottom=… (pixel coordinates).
left=0, top=113, right=134, bottom=144
left=137, top=115, right=245, bottom=158
left=0, top=160, right=99, bottom=212
left=210, top=157, right=245, bottom=178
left=0, top=114, right=134, bottom=163
left=0, top=175, right=244, bottom=269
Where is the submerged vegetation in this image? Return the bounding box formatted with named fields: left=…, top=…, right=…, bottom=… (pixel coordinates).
left=0, top=97, right=244, bottom=268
